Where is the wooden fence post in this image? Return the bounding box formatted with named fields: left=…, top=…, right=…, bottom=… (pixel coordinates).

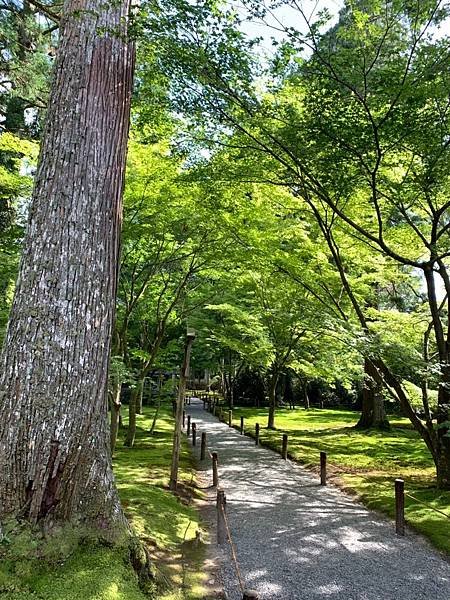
left=320, top=452, right=327, bottom=486
left=395, top=478, right=405, bottom=535
left=183, top=411, right=186, bottom=428
left=282, top=434, right=288, bottom=460
left=242, top=591, right=259, bottom=600
left=201, top=432, right=207, bottom=460
left=255, top=423, right=260, bottom=446
left=187, top=415, right=191, bottom=436
left=212, top=452, right=219, bottom=487
left=217, top=489, right=226, bottom=545
left=192, top=422, right=197, bottom=446
left=228, top=410, right=232, bottom=427
left=240, top=416, right=244, bottom=434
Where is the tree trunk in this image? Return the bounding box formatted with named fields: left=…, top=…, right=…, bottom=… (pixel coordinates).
left=149, top=395, right=161, bottom=435
left=170, top=335, right=195, bottom=490
left=0, top=0, right=134, bottom=529
left=436, top=452, right=450, bottom=489
left=125, top=387, right=138, bottom=448
left=267, top=373, right=279, bottom=430
left=436, top=368, right=450, bottom=489
left=303, top=384, right=310, bottom=410
left=356, top=359, right=390, bottom=429
left=136, top=378, right=144, bottom=414
left=229, top=381, right=234, bottom=409
left=110, top=379, right=122, bottom=454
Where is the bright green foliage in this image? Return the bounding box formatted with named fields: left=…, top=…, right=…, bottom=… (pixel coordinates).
left=0, top=132, right=38, bottom=342
left=0, top=0, right=54, bottom=135
left=116, top=137, right=226, bottom=375
left=145, top=0, right=450, bottom=479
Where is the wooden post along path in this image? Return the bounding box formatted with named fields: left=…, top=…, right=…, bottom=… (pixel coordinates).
left=240, top=416, right=244, bottom=434
left=395, top=478, right=405, bottom=535
left=282, top=434, right=288, bottom=460
left=320, top=452, right=327, bottom=486
left=192, top=422, right=197, bottom=446
left=201, top=432, right=207, bottom=460
left=212, top=451, right=219, bottom=487
left=217, top=488, right=226, bottom=545
left=187, top=415, right=191, bottom=436
left=255, top=423, right=260, bottom=446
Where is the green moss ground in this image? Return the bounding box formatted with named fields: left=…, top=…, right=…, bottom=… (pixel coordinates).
left=230, top=406, right=450, bottom=554
left=0, top=406, right=206, bottom=600
left=114, top=406, right=207, bottom=600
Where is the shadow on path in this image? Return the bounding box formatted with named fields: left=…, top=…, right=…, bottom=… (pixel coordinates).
left=187, top=399, right=450, bottom=600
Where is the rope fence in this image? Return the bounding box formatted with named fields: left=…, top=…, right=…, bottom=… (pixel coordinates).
left=217, top=489, right=246, bottom=593
left=194, top=395, right=450, bottom=539
left=181, top=395, right=450, bottom=599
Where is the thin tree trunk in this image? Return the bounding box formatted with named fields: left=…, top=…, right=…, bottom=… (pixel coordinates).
left=149, top=394, right=161, bottom=435
left=125, top=387, right=138, bottom=448
left=170, top=335, right=195, bottom=491
left=304, top=384, right=310, bottom=410
left=0, top=0, right=134, bottom=528
left=136, top=378, right=144, bottom=414
left=267, top=373, right=279, bottom=430
left=110, top=378, right=122, bottom=454
left=436, top=367, right=450, bottom=488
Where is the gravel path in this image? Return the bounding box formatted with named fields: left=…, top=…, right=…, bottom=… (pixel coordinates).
left=186, top=399, right=450, bottom=600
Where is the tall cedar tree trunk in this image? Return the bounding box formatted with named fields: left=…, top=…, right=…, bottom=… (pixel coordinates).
left=356, top=359, right=390, bottom=429
left=0, top=0, right=134, bottom=528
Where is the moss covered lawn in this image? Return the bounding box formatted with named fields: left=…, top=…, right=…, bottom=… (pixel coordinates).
left=0, top=405, right=206, bottom=600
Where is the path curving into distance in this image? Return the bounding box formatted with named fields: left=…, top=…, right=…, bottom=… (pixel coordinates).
left=186, top=399, right=450, bottom=600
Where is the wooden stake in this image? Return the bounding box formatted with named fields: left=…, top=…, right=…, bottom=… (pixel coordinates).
left=240, top=416, right=244, bottom=434
left=212, top=451, right=219, bottom=487
left=217, top=489, right=226, bottom=545
left=320, top=451, right=327, bottom=486
left=192, top=422, right=196, bottom=446
left=395, top=478, right=405, bottom=535
left=255, top=423, right=260, bottom=446
left=228, top=410, right=232, bottom=427
left=201, top=432, right=207, bottom=460
left=187, top=415, right=191, bottom=436
left=282, top=434, right=288, bottom=460
left=243, top=591, right=259, bottom=600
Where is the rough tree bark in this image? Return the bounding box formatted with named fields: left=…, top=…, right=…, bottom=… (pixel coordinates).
left=0, top=0, right=134, bottom=529
left=356, top=359, right=390, bottom=430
